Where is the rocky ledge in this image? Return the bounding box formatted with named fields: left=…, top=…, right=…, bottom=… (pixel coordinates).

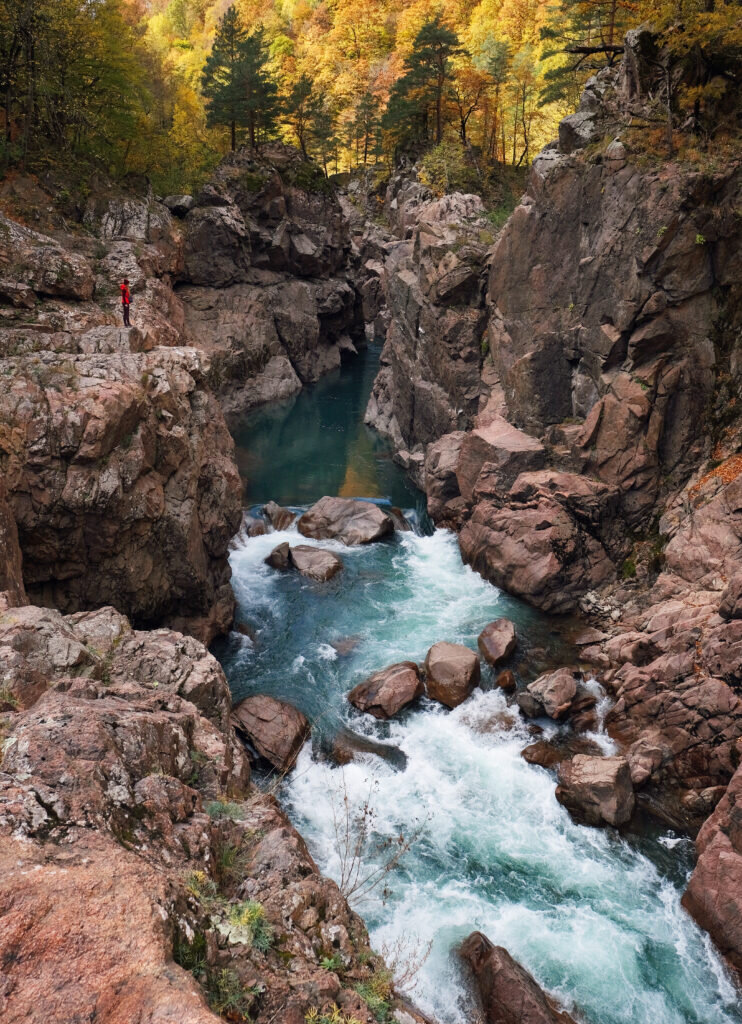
left=0, top=597, right=421, bottom=1024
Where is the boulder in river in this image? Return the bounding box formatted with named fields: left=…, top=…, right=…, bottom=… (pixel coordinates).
left=478, top=618, right=517, bottom=667
left=460, top=930, right=578, bottom=1024
left=290, top=545, right=343, bottom=582
left=265, top=542, right=291, bottom=570
left=264, top=500, right=295, bottom=531
left=518, top=668, right=578, bottom=720
left=424, top=642, right=480, bottom=708
left=348, top=662, right=424, bottom=719
left=556, top=754, right=635, bottom=827
left=231, top=695, right=310, bottom=771
left=324, top=725, right=408, bottom=771
left=298, top=496, right=394, bottom=545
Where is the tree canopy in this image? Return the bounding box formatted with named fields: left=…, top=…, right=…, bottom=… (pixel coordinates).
left=1, top=0, right=740, bottom=194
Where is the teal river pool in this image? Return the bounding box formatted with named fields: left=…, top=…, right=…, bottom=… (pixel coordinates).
left=217, top=346, right=741, bottom=1024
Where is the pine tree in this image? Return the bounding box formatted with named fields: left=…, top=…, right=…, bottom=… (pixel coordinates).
left=354, top=90, right=380, bottom=164
left=238, top=27, right=280, bottom=149
left=383, top=15, right=463, bottom=149
left=286, top=74, right=314, bottom=158
left=201, top=5, right=249, bottom=151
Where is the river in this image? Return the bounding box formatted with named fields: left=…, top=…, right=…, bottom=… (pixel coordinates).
left=218, top=345, right=741, bottom=1024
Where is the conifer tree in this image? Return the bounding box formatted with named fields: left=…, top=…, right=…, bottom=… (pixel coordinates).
left=239, top=27, right=280, bottom=150
left=383, top=16, right=462, bottom=149
left=201, top=5, right=249, bottom=151
left=286, top=74, right=314, bottom=158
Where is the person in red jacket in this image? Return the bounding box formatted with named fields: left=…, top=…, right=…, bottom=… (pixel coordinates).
left=120, top=279, right=131, bottom=326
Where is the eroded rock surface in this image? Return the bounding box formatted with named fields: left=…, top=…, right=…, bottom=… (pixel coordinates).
left=556, top=755, right=635, bottom=827
left=0, top=602, right=398, bottom=1024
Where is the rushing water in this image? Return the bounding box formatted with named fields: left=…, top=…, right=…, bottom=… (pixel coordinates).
left=220, top=347, right=741, bottom=1024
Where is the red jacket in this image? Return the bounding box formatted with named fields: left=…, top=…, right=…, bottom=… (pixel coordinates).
left=120, top=283, right=130, bottom=305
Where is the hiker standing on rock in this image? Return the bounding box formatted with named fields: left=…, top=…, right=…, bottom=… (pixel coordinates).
left=120, top=278, right=131, bottom=326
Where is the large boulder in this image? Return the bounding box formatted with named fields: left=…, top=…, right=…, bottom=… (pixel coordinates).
left=459, top=472, right=618, bottom=613
left=298, top=497, right=394, bottom=545
left=456, top=416, right=546, bottom=502
left=265, top=542, right=291, bottom=570
left=289, top=545, right=343, bottom=582
left=556, top=755, right=635, bottom=827
left=682, top=761, right=742, bottom=973
left=264, top=501, right=295, bottom=531
left=519, top=668, right=578, bottom=720
left=460, top=931, right=577, bottom=1024
left=348, top=662, right=424, bottom=719
left=478, top=618, right=517, bottom=667
left=231, top=695, right=310, bottom=771
left=424, top=431, right=466, bottom=520
left=424, top=642, right=480, bottom=708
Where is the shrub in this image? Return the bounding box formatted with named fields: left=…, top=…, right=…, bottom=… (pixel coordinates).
left=621, top=557, right=637, bottom=580
left=209, top=968, right=257, bottom=1020
left=355, top=970, right=393, bottom=1023
left=205, top=798, right=245, bottom=821
left=227, top=900, right=274, bottom=952
left=305, top=1008, right=363, bottom=1024
left=418, top=139, right=478, bottom=196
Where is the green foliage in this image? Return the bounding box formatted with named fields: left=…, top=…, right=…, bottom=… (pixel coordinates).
left=621, top=557, right=637, bottom=580
left=201, top=6, right=279, bottom=150
left=209, top=968, right=257, bottom=1019
left=173, top=929, right=207, bottom=974
left=355, top=973, right=393, bottom=1023
left=305, top=1008, right=363, bottom=1024
left=695, top=233, right=706, bottom=245
left=227, top=900, right=274, bottom=952
left=418, top=138, right=477, bottom=195
left=383, top=16, right=463, bottom=150
left=0, top=687, right=19, bottom=709
left=320, top=953, right=345, bottom=971
left=205, top=798, right=245, bottom=821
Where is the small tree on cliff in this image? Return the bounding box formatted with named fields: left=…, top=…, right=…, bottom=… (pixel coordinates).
left=202, top=7, right=279, bottom=151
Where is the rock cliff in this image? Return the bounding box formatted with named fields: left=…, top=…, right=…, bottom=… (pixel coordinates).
left=364, top=29, right=742, bottom=974
left=0, top=147, right=367, bottom=642
left=0, top=602, right=407, bottom=1024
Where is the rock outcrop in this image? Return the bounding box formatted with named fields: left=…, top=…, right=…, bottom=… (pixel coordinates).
left=0, top=346, right=241, bottom=644
left=460, top=931, right=577, bottom=1024
left=683, top=759, right=742, bottom=975
left=177, top=145, right=364, bottom=423
left=0, top=602, right=399, bottom=1024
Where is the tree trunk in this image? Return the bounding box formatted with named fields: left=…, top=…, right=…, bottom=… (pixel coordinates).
left=231, top=119, right=236, bottom=151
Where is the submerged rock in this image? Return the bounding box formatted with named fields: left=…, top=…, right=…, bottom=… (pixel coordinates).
left=289, top=545, right=343, bottom=582
left=424, top=641, right=480, bottom=709
left=460, top=931, right=578, bottom=1024
left=478, top=618, right=517, bottom=667
left=298, top=496, right=394, bottom=545
left=348, top=661, right=424, bottom=719
left=324, top=725, right=408, bottom=771
left=556, top=754, right=635, bottom=827
left=495, top=669, right=517, bottom=693
left=232, top=695, right=310, bottom=771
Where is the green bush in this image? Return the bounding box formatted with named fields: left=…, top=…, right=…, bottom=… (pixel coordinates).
left=418, top=139, right=478, bottom=196
left=621, top=557, right=637, bottom=580
left=227, top=900, right=274, bottom=952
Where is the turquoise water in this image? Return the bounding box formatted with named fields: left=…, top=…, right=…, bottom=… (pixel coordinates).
left=220, top=347, right=741, bottom=1024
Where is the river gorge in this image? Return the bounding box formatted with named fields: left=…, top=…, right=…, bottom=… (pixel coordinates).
left=219, top=347, right=742, bottom=1024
